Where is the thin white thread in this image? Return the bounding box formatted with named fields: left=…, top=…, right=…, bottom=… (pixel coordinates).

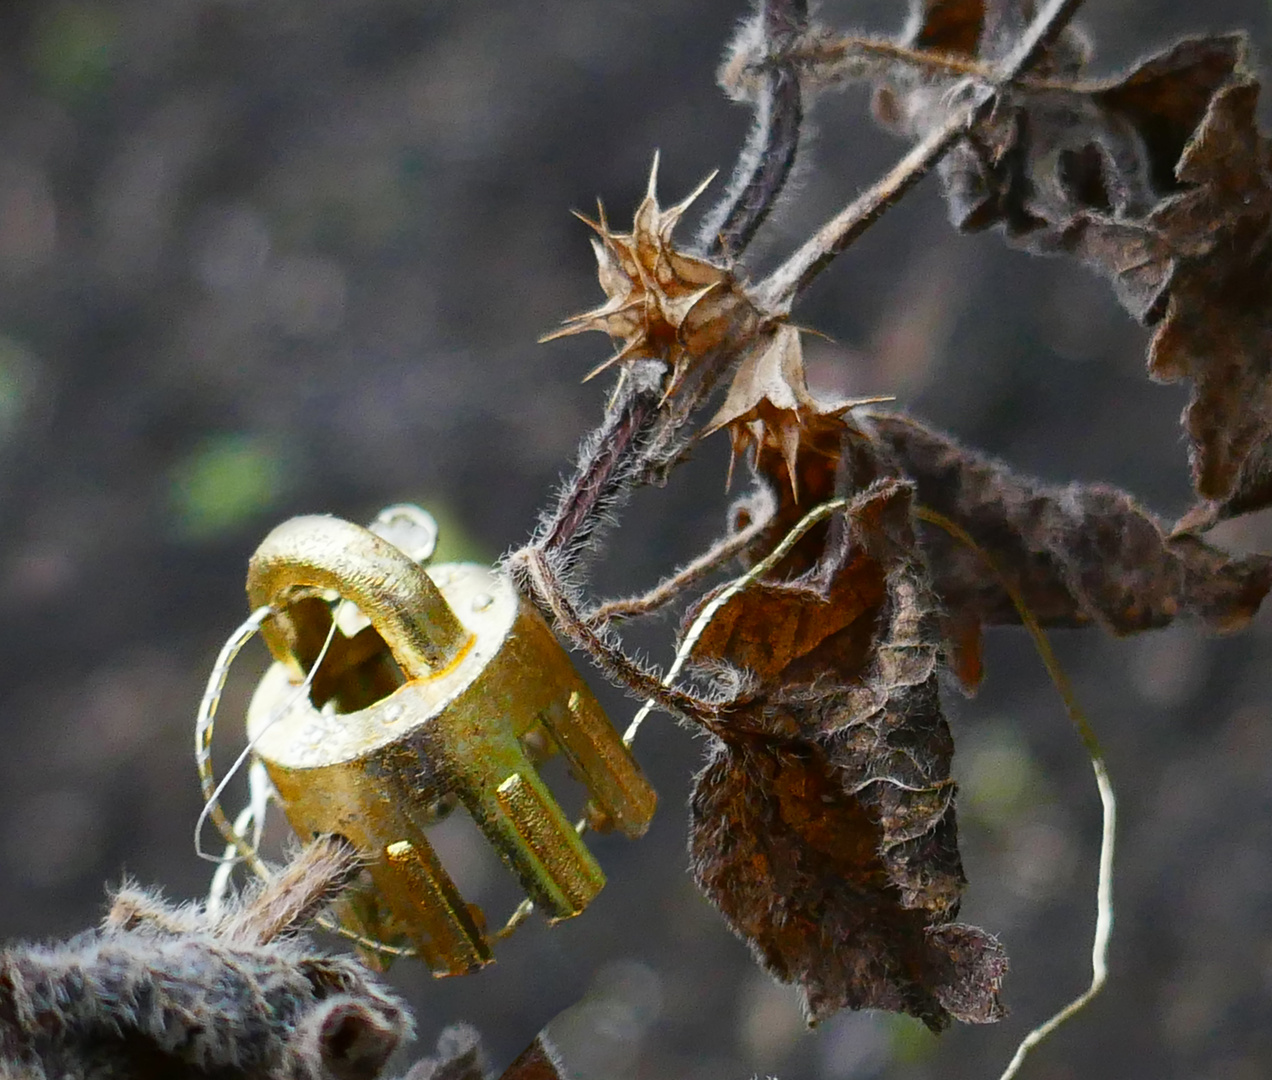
left=912, top=505, right=1116, bottom=1080
left=194, top=605, right=339, bottom=864
left=622, top=495, right=851, bottom=746
left=193, top=599, right=419, bottom=959
left=207, top=760, right=276, bottom=914
left=207, top=801, right=255, bottom=915
left=995, top=761, right=1115, bottom=1080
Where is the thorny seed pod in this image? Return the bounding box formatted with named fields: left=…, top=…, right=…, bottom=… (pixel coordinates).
left=541, top=154, right=760, bottom=396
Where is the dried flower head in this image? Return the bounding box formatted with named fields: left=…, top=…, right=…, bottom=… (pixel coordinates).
left=703, top=322, right=889, bottom=494
left=542, top=154, right=759, bottom=395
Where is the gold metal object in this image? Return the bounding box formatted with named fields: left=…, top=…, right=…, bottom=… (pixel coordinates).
left=244, top=506, right=656, bottom=975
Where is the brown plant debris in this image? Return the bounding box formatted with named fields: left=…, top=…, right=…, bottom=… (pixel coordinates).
left=686, top=479, right=1006, bottom=1030
left=870, top=0, right=1272, bottom=526
left=0, top=838, right=409, bottom=1080
left=1146, top=72, right=1272, bottom=527
left=868, top=411, right=1272, bottom=640
left=524, top=0, right=1272, bottom=1050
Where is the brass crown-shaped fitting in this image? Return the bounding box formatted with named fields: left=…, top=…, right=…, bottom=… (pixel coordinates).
left=244, top=506, right=656, bottom=975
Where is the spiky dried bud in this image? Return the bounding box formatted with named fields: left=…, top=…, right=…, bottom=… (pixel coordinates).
left=542, top=154, right=760, bottom=396
left=703, top=323, right=889, bottom=494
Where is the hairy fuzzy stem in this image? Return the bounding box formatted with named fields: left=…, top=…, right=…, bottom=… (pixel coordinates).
left=219, top=835, right=362, bottom=945
left=2, top=845, right=410, bottom=1080
left=590, top=507, right=771, bottom=623
left=511, top=548, right=728, bottom=728
left=797, top=35, right=1107, bottom=92
left=804, top=36, right=992, bottom=82
left=699, top=0, right=809, bottom=260
left=532, top=380, right=663, bottom=577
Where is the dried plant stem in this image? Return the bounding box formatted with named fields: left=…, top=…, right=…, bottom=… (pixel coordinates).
left=699, top=0, right=808, bottom=259
left=219, top=834, right=363, bottom=945
left=515, top=548, right=727, bottom=726
left=625, top=493, right=852, bottom=745
left=809, top=35, right=1107, bottom=94
left=1004, top=0, right=1089, bottom=72
left=590, top=511, right=770, bottom=623
left=805, top=36, right=993, bottom=81
left=316, top=918, right=418, bottom=960
left=757, top=0, right=1088, bottom=310
left=535, top=384, right=662, bottom=576
left=915, top=506, right=1114, bottom=1080
left=756, top=110, right=982, bottom=309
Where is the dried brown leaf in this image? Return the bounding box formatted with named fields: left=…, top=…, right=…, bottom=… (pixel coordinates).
left=911, top=0, right=985, bottom=58
left=1143, top=73, right=1272, bottom=520
left=687, top=543, right=886, bottom=689
left=686, top=480, right=1006, bottom=1029
left=869, top=412, right=1272, bottom=637
left=871, top=2, right=1272, bottom=520
left=498, top=1036, right=568, bottom=1080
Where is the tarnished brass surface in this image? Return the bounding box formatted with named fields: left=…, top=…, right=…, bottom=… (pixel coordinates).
left=245, top=509, right=656, bottom=975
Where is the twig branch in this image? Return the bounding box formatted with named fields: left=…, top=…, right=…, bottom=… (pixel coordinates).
left=756, top=0, right=1088, bottom=311
left=510, top=547, right=729, bottom=729
left=532, top=373, right=663, bottom=577
left=590, top=505, right=771, bottom=623
left=795, top=34, right=1107, bottom=94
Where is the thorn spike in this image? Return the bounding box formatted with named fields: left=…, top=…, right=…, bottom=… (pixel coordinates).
left=666, top=170, right=720, bottom=225
left=646, top=150, right=661, bottom=202
left=571, top=209, right=605, bottom=234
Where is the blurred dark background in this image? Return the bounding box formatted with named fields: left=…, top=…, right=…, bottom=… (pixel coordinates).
left=2, top=1, right=1271, bottom=1078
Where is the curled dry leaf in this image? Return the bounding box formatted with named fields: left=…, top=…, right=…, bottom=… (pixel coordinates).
left=541, top=154, right=759, bottom=396
left=871, top=0, right=1272, bottom=524
left=868, top=412, right=1272, bottom=642
left=1146, top=72, right=1272, bottom=524
left=685, top=398, right=1269, bottom=1025
left=686, top=478, right=1006, bottom=1030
